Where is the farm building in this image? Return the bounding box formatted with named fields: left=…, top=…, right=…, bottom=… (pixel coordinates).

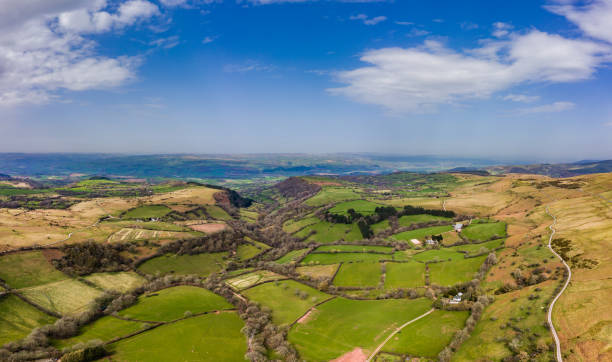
left=449, top=292, right=463, bottom=304
left=454, top=223, right=463, bottom=232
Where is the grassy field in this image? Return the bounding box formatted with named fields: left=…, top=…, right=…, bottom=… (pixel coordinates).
left=20, top=279, right=104, bottom=315
left=225, top=270, right=284, bottom=290
left=301, top=252, right=388, bottom=265
left=242, top=280, right=330, bottom=325
left=381, top=310, right=469, bottom=357
left=333, top=262, right=381, bottom=288
left=314, top=245, right=393, bottom=253
left=428, top=255, right=487, bottom=286
left=122, top=205, right=172, bottom=219
left=296, top=264, right=339, bottom=279
left=0, top=294, right=57, bottom=345
left=137, top=252, right=227, bottom=277
left=118, top=286, right=233, bottom=322
left=305, top=187, right=361, bottom=207
left=295, top=220, right=363, bottom=243
left=329, top=200, right=383, bottom=216
left=460, top=221, right=506, bottom=241
left=274, top=248, right=309, bottom=264
left=288, top=297, right=432, bottom=361
left=283, top=216, right=319, bottom=233
left=83, top=272, right=146, bottom=293
left=391, top=225, right=453, bottom=242
left=205, top=205, right=232, bottom=220
left=108, top=312, right=246, bottom=361
left=107, top=228, right=192, bottom=242
left=0, top=251, right=67, bottom=289
left=412, top=249, right=466, bottom=263
left=450, top=238, right=505, bottom=255
left=384, top=261, right=426, bottom=289
left=53, top=316, right=147, bottom=349
left=236, top=243, right=262, bottom=261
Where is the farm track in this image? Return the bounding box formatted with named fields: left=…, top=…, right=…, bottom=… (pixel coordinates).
left=545, top=206, right=571, bottom=362
left=366, top=308, right=435, bottom=361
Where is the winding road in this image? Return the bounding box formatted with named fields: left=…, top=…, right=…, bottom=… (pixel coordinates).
left=366, top=308, right=435, bottom=362
left=545, top=206, right=572, bottom=362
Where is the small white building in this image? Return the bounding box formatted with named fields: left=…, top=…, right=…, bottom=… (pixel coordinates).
left=425, top=238, right=436, bottom=245
left=454, top=223, right=463, bottom=232
left=449, top=292, right=463, bottom=304
left=410, top=239, right=421, bottom=245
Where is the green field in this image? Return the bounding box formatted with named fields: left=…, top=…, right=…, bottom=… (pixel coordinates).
left=122, top=205, right=172, bottom=219
left=295, top=220, right=363, bottom=243
left=137, top=252, right=227, bottom=277
left=450, top=238, right=505, bottom=255
left=20, top=279, right=104, bottom=315
left=0, top=251, right=67, bottom=289
left=296, top=264, right=340, bottom=279
left=236, top=243, right=262, bottom=261
left=274, top=248, right=309, bottom=264
left=301, top=252, right=389, bottom=265
left=371, top=219, right=391, bottom=234
left=288, top=297, right=432, bottom=361
left=381, top=310, right=469, bottom=357
left=314, top=245, right=393, bottom=253
left=0, top=294, right=57, bottom=345
left=412, top=249, right=465, bottom=263
left=84, top=272, right=146, bottom=293
left=460, top=221, right=506, bottom=241
left=54, top=316, right=147, bottom=349
left=384, top=262, right=426, bottom=289
left=333, top=262, right=381, bottom=288
left=283, top=216, right=319, bottom=233
left=109, top=312, right=246, bottom=361
left=428, top=255, right=487, bottom=286
left=205, top=205, right=232, bottom=220
left=118, top=286, right=233, bottom=322
left=391, top=225, right=453, bottom=242
left=242, top=280, right=330, bottom=325
left=225, top=270, right=284, bottom=290
left=398, top=214, right=451, bottom=227
left=305, top=187, right=361, bottom=207
left=328, top=200, right=383, bottom=216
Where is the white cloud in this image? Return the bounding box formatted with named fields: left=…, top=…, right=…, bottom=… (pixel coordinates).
left=223, top=62, right=275, bottom=73
left=350, top=14, right=387, bottom=25
left=395, top=21, right=414, bottom=26
left=329, top=30, right=610, bottom=113
left=406, top=28, right=429, bottom=37
left=492, top=22, right=513, bottom=38
left=503, top=94, right=540, bottom=103
left=0, top=0, right=159, bottom=107
left=547, top=0, right=612, bottom=43
left=518, top=101, right=575, bottom=114
left=150, top=35, right=181, bottom=48
left=202, top=36, right=217, bottom=44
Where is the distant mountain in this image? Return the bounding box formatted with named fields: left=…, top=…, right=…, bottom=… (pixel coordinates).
left=487, top=160, right=612, bottom=178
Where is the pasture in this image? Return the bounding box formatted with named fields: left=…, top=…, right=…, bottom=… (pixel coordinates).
left=428, top=255, right=487, bottom=286
left=288, top=297, right=432, bottom=361
left=236, top=243, right=262, bottom=261
left=242, top=280, right=330, bottom=325
left=225, top=270, right=284, bottom=290
left=301, top=252, right=388, bottom=265
left=118, top=286, right=233, bottom=322
left=296, top=264, right=339, bottom=279
left=107, top=228, right=191, bottom=242
left=398, top=214, right=451, bottom=227
left=83, top=272, right=146, bottom=293
left=137, top=252, right=227, bottom=277
left=108, top=312, right=246, bottom=361
left=381, top=310, right=469, bottom=357
left=53, top=316, right=147, bottom=349
left=274, top=248, right=309, bottom=264
left=20, top=279, right=104, bottom=315
left=314, top=244, right=393, bottom=253
left=328, top=200, right=383, bottom=216
left=294, top=220, right=362, bottom=243
left=0, top=251, right=66, bottom=289
left=461, top=221, right=507, bottom=241
left=384, top=261, right=426, bottom=289
left=450, top=238, right=505, bottom=255
left=122, top=205, right=172, bottom=219
left=204, top=205, right=232, bottom=220
left=333, top=262, right=381, bottom=288
left=0, top=294, right=57, bottom=345
left=283, top=216, right=319, bottom=233
left=391, top=225, right=453, bottom=242
left=305, top=187, right=361, bottom=207
left=412, top=249, right=465, bottom=263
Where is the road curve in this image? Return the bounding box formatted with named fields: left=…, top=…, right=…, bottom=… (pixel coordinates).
left=545, top=206, right=572, bottom=362
left=366, top=308, right=435, bottom=362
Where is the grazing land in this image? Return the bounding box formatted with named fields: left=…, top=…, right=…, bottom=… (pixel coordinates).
left=53, top=316, right=147, bottom=349
left=428, top=255, right=487, bottom=286
left=0, top=295, right=57, bottom=345
left=0, top=251, right=67, bottom=288
left=333, top=262, right=381, bottom=288
left=384, top=261, right=426, bottom=289
left=83, top=272, right=146, bottom=293
left=225, top=270, right=285, bottom=290
left=137, top=252, right=228, bottom=276
left=19, top=279, right=104, bottom=315
left=391, top=225, right=453, bottom=242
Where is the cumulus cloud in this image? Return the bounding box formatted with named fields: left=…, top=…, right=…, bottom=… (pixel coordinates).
left=350, top=14, right=387, bottom=25
left=0, top=0, right=159, bottom=107
left=546, top=0, right=612, bottom=43
left=329, top=31, right=610, bottom=113
left=518, top=101, right=575, bottom=114
left=492, top=22, right=513, bottom=38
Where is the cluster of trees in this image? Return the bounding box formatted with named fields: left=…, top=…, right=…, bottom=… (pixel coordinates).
left=53, top=242, right=132, bottom=276
left=158, top=230, right=242, bottom=256
left=274, top=177, right=321, bottom=200
left=0, top=195, right=75, bottom=210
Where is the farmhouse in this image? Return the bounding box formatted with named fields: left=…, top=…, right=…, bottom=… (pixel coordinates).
left=454, top=223, right=463, bottom=232
left=410, top=239, right=421, bottom=245
left=449, top=292, right=463, bottom=304
left=425, top=238, right=436, bottom=245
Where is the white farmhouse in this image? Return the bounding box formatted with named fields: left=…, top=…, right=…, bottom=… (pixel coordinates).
left=454, top=223, right=463, bottom=232
left=449, top=292, right=463, bottom=304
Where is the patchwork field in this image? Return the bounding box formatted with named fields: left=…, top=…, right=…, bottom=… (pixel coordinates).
left=107, top=228, right=192, bottom=242
left=288, top=297, right=432, bottom=360
left=328, top=200, right=384, bottom=216
left=122, top=205, right=172, bottom=219
left=83, top=272, right=146, bottom=293
left=225, top=270, right=285, bottom=290
left=428, top=255, right=487, bottom=286
left=384, top=261, right=426, bottom=289
left=305, top=187, right=361, bottom=207
left=301, top=252, right=389, bottom=265
left=0, top=294, right=57, bottom=345
left=314, top=244, right=393, bottom=253
left=391, top=225, right=453, bottom=242
left=19, top=279, right=104, bottom=315
left=294, top=220, right=362, bottom=243
left=296, top=264, right=339, bottom=279
left=274, top=248, right=309, bottom=264
left=137, top=252, right=228, bottom=277
left=460, top=221, right=507, bottom=241
left=118, top=286, right=233, bottom=322
left=333, top=262, right=381, bottom=288
left=0, top=251, right=66, bottom=289
left=53, top=316, right=147, bottom=349
left=108, top=312, right=246, bottom=361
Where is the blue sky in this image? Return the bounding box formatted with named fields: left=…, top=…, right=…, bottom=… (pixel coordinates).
left=1, top=0, right=611, bottom=161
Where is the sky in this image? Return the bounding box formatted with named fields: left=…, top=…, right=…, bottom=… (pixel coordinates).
left=1, top=0, right=611, bottom=162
